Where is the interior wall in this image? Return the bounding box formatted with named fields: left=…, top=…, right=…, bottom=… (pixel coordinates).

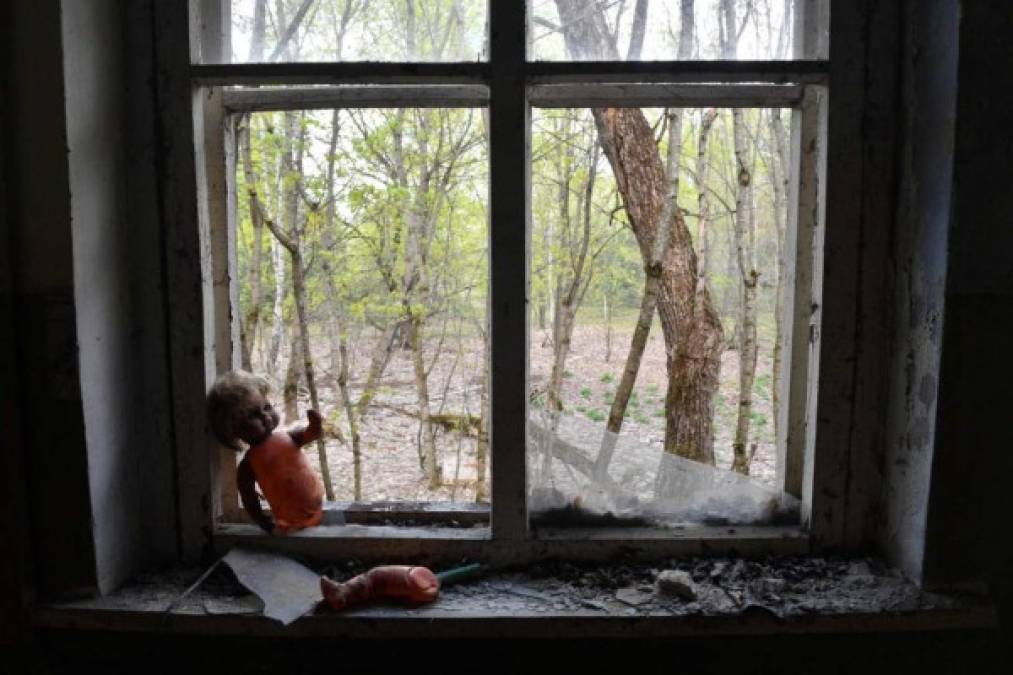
left=924, top=0, right=1013, bottom=596
left=6, top=0, right=99, bottom=600
left=1, top=0, right=180, bottom=602
left=0, top=0, right=33, bottom=639
left=879, top=0, right=960, bottom=584
left=62, top=0, right=179, bottom=593
left=62, top=0, right=142, bottom=595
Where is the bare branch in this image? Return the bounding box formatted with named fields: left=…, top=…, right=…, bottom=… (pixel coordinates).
left=267, top=0, right=316, bottom=62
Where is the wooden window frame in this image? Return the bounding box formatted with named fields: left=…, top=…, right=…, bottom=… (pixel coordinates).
left=162, top=0, right=838, bottom=564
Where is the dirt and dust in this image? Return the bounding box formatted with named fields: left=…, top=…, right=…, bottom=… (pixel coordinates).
left=90, top=555, right=970, bottom=621
left=264, top=320, right=777, bottom=507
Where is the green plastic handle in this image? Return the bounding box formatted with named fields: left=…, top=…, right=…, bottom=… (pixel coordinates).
left=435, top=563, right=484, bottom=586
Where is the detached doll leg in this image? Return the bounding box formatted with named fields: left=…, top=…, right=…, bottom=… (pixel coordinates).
left=321, top=566, right=440, bottom=610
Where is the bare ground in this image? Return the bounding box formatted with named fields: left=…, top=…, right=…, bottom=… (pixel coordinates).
left=265, top=317, right=778, bottom=505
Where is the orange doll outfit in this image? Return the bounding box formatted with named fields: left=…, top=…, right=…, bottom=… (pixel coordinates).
left=246, top=430, right=324, bottom=532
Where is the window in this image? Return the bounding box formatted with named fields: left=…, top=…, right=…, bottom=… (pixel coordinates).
left=185, top=0, right=829, bottom=561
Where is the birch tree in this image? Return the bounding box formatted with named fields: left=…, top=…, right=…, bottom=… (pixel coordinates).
left=721, top=0, right=761, bottom=474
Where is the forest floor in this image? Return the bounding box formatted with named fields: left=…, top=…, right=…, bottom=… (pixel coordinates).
left=273, top=317, right=778, bottom=506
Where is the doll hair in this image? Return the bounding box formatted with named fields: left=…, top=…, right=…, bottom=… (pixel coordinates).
left=207, top=370, right=273, bottom=450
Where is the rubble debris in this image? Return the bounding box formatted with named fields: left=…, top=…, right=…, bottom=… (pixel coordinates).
left=747, top=577, right=787, bottom=599
left=487, top=581, right=554, bottom=603
left=203, top=596, right=262, bottom=616
left=102, top=554, right=980, bottom=622
left=847, top=561, right=872, bottom=577
left=655, top=570, right=697, bottom=601
left=615, top=588, right=654, bottom=606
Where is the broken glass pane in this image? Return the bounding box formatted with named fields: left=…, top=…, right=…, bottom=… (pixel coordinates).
left=528, top=106, right=798, bottom=526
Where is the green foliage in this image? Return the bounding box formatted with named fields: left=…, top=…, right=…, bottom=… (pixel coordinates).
left=715, top=393, right=729, bottom=416
left=235, top=89, right=789, bottom=473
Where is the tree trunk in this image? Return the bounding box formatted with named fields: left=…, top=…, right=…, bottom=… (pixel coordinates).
left=545, top=113, right=576, bottom=415
left=290, top=248, right=336, bottom=498
left=542, top=128, right=598, bottom=484
left=265, top=110, right=337, bottom=499
left=408, top=309, right=441, bottom=488
left=593, top=105, right=684, bottom=478
left=769, top=107, right=789, bottom=442
left=474, top=326, right=490, bottom=503
left=283, top=324, right=301, bottom=422
left=321, top=109, right=345, bottom=385
left=289, top=112, right=336, bottom=499
left=768, top=0, right=792, bottom=442
left=239, top=117, right=265, bottom=370
left=337, top=338, right=362, bottom=499
left=722, top=0, right=761, bottom=475
left=403, top=222, right=441, bottom=488
left=249, top=0, right=267, bottom=61
left=591, top=108, right=723, bottom=466
left=560, top=0, right=720, bottom=478
left=730, top=109, right=759, bottom=475
left=355, top=322, right=399, bottom=419
left=543, top=187, right=556, bottom=345
left=603, top=292, right=612, bottom=362
left=267, top=142, right=287, bottom=377
left=695, top=108, right=719, bottom=299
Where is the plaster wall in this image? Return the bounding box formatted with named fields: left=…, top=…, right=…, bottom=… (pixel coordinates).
left=62, top=0, right=139, bottom=595
left=6, top=0, right=98, bottom=599
left=880, top=0, right=959, bottom=584
left=62, top=0, right=179, bottom=594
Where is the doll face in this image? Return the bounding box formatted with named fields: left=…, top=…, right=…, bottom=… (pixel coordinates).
left=234, top=390, right=280, bottom=447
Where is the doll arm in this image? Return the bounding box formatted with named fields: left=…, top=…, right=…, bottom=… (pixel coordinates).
left=289, top=409, right=322, bottom=447
left=237, top=454, right=275, bottom=533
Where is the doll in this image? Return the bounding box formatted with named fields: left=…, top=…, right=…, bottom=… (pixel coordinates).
left=207, top=370, right=324, bottom=534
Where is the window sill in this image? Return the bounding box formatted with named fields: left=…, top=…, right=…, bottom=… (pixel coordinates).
left=32, top=583, right=995, bottom=640
left=212, top=523, right=810, bottom=564
left=30, top=553, right=997, bottom=642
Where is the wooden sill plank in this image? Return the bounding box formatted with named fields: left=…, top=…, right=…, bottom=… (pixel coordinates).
left=212, top=524, right=808, bottom=564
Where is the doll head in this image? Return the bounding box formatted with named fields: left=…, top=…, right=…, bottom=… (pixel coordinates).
left=207, top=370, right=281, bottom=450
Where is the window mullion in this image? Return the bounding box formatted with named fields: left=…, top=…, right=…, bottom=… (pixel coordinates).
left=488, top=1, right=529, bottom=542
left=779, top=85, right=824, bottom=503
